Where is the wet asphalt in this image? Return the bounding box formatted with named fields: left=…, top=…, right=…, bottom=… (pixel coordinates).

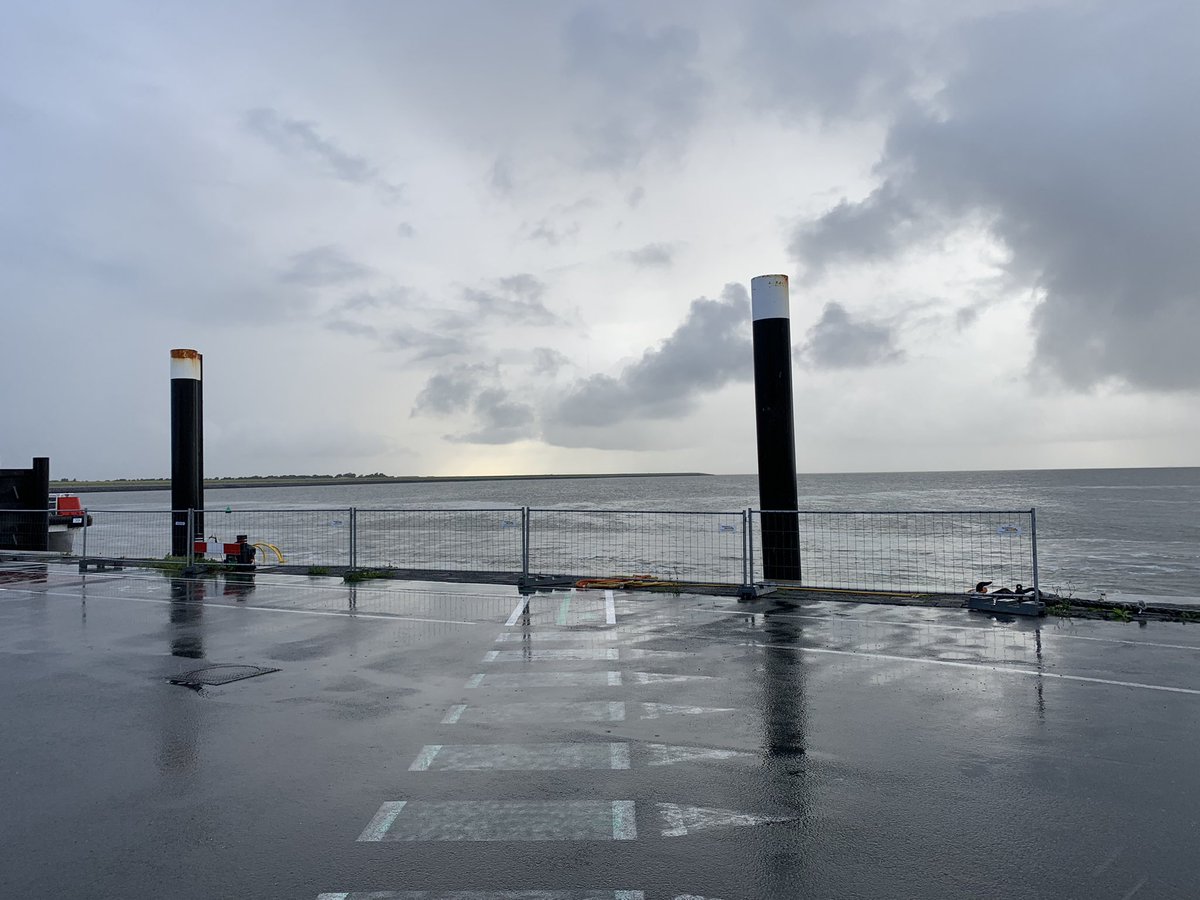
left=1, top=563, right=1199, bottom=899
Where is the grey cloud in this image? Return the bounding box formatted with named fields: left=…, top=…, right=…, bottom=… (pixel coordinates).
left=627, top=242, right=677, bottom=268
left=562, top=8, right=708, bottom=171
left=411, top=364, right=533, bottom=444
left=326, top=318, right=377, bottom=338
left=244, top=107, right=402, bottom=200
left=337, top=288, right=412, bottom=312
left=792, top=184, right=940, bottom=280
left=787, top=3, right=1200, bottom=391
left=526, top=219, right=580, bottom=246
left=546, top=283, right=751, bottom=439
left=738, top=4, right=922, bottom=122
left=489, top=155, right=515, bottom=195
left=450, top=388, right=536, bottom=445
left=281, top=245, right=372, bottom=287
left=532, top=347, right=570, bottom=376
left=797, top=303, right=903, bottom=369
left=463, top=274, right=561, bottom=325
left=384, top=328, right=470, bottom=361
left=412, top=363, right=496, bottom=416
left=396, top=222, right=416, bottom=238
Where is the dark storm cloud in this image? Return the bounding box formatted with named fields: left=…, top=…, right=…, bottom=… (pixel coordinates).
left=281, top=246, right=372, bottom=287
left=627, top=243, right=677, bottom=268
left=788, top=2, right=1200, bottom=391
left=546, top=283, right=751, bottom=437
left=244, top=107, right=402, bottom=200
left=797, top=303, right=903, bottom=369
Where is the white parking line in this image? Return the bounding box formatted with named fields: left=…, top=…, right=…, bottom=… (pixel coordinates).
left=505, top=597, right=529, bottom=626
left=605, top=589, right=616, bottom=625
left=752, top=642, right=1200, bottom=696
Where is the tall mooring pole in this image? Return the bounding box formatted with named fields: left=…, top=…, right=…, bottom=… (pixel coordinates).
left=170, top=349, right=204, bottom=557
left=751, top=274, right=801, bottom=581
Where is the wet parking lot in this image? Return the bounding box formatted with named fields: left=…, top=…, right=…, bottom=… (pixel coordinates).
left=2, top=563, right=1199, bottom=898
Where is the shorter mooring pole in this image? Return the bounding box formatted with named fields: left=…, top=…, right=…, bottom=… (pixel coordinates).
left=751, top=274, right=801, bottom=581
left=170, top=349, right=204, bottom=557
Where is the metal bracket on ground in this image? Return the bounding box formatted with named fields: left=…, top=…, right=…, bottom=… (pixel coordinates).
left=966, top=595, right=1046, bottom=617
left=518, top=574, right=577, bottom=594
left=737, top=582, right=778, bottom=602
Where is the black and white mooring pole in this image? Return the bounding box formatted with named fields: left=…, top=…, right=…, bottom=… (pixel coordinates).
left=170, top=348, right=204, bottom=557
left=751, top=274, right=801, bottom=581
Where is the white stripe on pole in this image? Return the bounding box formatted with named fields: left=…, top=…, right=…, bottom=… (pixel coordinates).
left=751, top=274, right=789, bottom=321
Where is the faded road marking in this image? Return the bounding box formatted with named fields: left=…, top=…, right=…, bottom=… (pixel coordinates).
left=486, top=648, right=620, bottom=662
left=357, top=800, right=638, bottom=841
left=438, top=701, right=626, bottom=724
left=465, top=671, right=622, bottom=689
left=658, top=803, right=793, bottom=837
left=605, top=589, right=616, bottom=625
left=408, top=742, right=632, bottom=771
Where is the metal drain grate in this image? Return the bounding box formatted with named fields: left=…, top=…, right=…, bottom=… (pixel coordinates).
left=169, top=664, right=280, bottom=687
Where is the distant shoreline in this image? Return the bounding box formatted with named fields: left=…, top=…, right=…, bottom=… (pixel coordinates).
left=55, top=472, right=713, bottom=494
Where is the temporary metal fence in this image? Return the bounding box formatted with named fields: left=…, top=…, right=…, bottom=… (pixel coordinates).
left=527, top=509, right=746, bottom=585
left=1, top=505, right=1039, bottom=596
left=752, top=509, right=1038, bottom=595
left=355, top=509, right=525, bottom=573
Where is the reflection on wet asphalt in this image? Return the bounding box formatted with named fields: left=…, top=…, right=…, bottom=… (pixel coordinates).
left=1, top=565, right=1199, bottom=898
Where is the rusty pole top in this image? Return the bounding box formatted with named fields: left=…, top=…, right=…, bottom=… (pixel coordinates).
left=169, top=348, right=203, bottom=380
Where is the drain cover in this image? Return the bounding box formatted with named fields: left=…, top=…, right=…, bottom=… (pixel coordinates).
left=169, top=664, right=280, bottom=686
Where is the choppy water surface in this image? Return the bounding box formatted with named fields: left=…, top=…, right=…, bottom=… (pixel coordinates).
left=80, top=468, right=1200, bottom=601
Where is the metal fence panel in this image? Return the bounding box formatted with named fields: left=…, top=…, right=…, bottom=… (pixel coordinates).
left=752, top=509, right=1037, bottom=594
left=78, top=510, right=179, bottom=561
left=195, top=509, right=352, bottom=567
left=355, top=508, right=525, bottom=573
left=527, top=509, right=746, bottom=585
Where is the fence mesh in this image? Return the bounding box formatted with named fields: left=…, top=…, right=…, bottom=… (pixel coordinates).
left=6, top=504, right=1037, bottom=595
left=752, top=509, right=1036, bottom=594
left=78, top=510, right=178, bottom=561
left=355, top=508, right=525, bottom=573
left=527, top=509, right=746, bottom=585
left=196, top=509, right=352, bottom=567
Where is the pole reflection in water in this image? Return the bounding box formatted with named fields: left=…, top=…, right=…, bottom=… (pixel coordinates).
left=168, top=576, right=206, bottom=660
left=222, top=570, right=256, bottom=601
left=756, top=606, right=811, bottom=895
left=160, top=577, right=206, bottom=778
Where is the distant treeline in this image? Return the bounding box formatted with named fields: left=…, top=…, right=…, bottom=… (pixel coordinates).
left=54, top=472, right=711, bottom=493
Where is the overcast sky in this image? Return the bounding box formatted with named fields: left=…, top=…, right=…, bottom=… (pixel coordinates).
left=3, top=0, right=1198, bottom=479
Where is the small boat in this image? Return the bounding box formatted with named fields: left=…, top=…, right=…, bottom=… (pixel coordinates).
left=48, top=495, right=92, bottom=553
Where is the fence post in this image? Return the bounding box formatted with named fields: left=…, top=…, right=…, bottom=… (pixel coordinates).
left=186, top=509, right=195, bottom=567
left=522, top=507, right=530, bottom=578
left=349, top=507, right=357, bottom=570
left=741, top=509, right=749, bottom=586
left=81, top=508, right=88, bottom=562
left=1030, top=507, right=1039, bottom=599
left=747, top=509, right=756, bottom=585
